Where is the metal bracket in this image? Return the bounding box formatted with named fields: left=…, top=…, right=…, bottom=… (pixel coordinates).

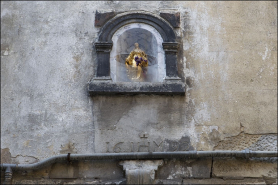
left=67, top=153, right=71, bottom=163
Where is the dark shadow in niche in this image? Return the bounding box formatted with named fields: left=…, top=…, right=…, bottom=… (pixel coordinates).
left=114, top=28, right=158, bottom=82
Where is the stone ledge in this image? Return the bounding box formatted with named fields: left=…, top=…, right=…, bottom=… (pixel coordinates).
left=88, top=80, right=186, bottom=95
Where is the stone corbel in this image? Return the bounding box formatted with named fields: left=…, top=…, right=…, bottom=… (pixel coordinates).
left=120, top=160, right=163, bottom=184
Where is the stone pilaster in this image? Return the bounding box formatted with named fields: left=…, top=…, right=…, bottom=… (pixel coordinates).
left=95, top=42, right=113, bottom=78
left=162, top=42, right=180, bottom=80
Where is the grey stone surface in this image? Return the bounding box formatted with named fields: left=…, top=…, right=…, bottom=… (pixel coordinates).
left=160, top=12, right=180, bottom=28
left=2, top=0, right=276, bottom=158
left=1, top=1, right=96, bottom=162
left=92, top=95, right=194, bottom=153
left=49, top=162, right=79, bottom=179
left=155, top=179, right=182, bottom=184
left=88, top=81, right=186, bottom=95
left=156, top=159, right=212, bottom=180
left=1, top=148, right=11, bottom=163
left=1, top=1, right=277, bottom=183
left=212, top=158, right=277, bottom=178
left=182, top=178, right=269, bottom=185
left=1, top=160, right=124, bottom=183
left=78, top=160, right=124, bottom=180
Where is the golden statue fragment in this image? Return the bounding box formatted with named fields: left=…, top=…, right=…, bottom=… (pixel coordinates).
left=125, top=43, right=148, bottom=80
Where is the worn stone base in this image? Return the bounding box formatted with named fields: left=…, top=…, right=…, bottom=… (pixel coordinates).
left=88, top=81, right=185, bottom=95
left=1, top=158, right=277, bottom=184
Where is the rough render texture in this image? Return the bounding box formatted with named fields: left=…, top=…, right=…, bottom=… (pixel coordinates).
left=1, top=1, right=277, bottom=184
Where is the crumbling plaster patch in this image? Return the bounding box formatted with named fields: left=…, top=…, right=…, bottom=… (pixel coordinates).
left=214, top=132, right=277, bottom=152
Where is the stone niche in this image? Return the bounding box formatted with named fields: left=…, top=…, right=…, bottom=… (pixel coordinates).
left=89, top=12, right=192, bottom=182
left=88, top=12, right=185, bottom=95
left=89, top=12, right=191, bottom=154
left=111, top=23, right=164, bottom=83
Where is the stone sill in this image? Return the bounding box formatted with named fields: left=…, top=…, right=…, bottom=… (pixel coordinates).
left=88, top=80, right=185, bottom=96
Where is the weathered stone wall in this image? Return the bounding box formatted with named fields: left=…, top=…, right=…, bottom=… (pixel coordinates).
left=1, top=1, right=277, bottom=184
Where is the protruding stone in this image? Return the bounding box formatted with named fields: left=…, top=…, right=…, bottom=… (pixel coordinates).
left=120, top=160, right=163, bottom=184
left=88, top=81, right=185, bottom=95
left=162, top=42, right=179, bottom=52
left=160, top=12, right=180, bottom=28
left=95, top=11, right=116, bottom=27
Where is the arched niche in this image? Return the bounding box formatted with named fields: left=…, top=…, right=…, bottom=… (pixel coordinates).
left=89, top=12, right=185, bottom=95
left=110, top=23, right=165, bottom=82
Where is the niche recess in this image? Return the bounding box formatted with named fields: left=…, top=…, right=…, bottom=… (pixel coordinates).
left=88, top=12, right=185, bottom=95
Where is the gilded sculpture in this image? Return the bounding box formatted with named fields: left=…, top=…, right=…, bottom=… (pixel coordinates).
left=125, top=43, right=148, bottom=80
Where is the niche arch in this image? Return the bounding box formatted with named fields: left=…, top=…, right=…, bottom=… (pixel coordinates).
left=89, top=12, right=185, bottom=95
left=98, top=12, right=176, bottom=43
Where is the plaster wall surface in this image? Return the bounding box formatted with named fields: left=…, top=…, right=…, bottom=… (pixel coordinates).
left=1, top=1, right=277, bottom=184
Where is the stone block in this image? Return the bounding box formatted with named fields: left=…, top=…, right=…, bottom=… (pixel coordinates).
left=155, top=179, right=182, bottom=184
left=160, top=12, right=180, bottom=28
left=95, top=11, right=116, bottom=27
left=156, top=159, right=212, bottom=180
left=78, top=160, right=124, bottom=180
left=88, top=81, right=186, bottom=95
left=191, top=159, right=212, bottom=179
left=1, top=148, right=11, bottom=163
left=213, top=158, right=277, bottom=178
left=49, top=162, right=79, bottom=179
left=183, top=178, right=268, bottom=184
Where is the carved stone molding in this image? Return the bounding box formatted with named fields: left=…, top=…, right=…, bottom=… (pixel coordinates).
left=88, top=81, right=185, bottom=95
left=162, top=42, right=179, bottom=52
left=120, top=160, right=163, bottom=184
left=89, top=12, right=185, bottom=95
left=98, top=12, right=176, bottom=42
left=95, top=42, right=113, bottom=52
